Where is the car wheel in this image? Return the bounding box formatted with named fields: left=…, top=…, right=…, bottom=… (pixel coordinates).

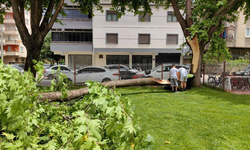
left=102, top=78, right=111, bottom=83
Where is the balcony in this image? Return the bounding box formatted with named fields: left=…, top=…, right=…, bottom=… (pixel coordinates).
left=4, top=18, right=15, bottom=24
left=5, top=51, right=19, bottom=56
left=4, top=28, right=19, bottom=35
left=4, top=40, right=21, bottom=45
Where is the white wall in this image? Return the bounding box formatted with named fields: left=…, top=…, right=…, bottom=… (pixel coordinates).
left=93, top=5, right=185, bottom=49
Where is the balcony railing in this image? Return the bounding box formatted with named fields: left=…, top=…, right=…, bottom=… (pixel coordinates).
left=5, top=51, right=19, bottom=56
left=4, top=28, right=19, bottom=35
left=4, top=19, right=15, bottom=24
left=4, top=40, right=21, bottom=45
left=51, top=41, right=92, bottom=44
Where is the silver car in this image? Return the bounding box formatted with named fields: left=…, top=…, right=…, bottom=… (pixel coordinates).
left=44, top=65, right=75, bottom=78
left=64, top=66, right=119, bottom=84
left=134, top=64, right=190, bottom=79
left=104, top=64, right=139, bottom=79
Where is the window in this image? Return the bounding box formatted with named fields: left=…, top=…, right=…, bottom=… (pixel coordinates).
left=52, top=67, right=58, bottom=70
left=6, top=14, right=10, bottom=19
left=21, top=58, right=25, bottom=62
left=106, top=11, right=118, bottom=21
left=138, top=12, right=151, bottom=22
left=52, top=31, right=92, bottom=42
left=8, top=35, right=10, bottom=41
left=246, top=28, right=250, bottom=37
left=58, top=8, right=92, bottom=20
left=167, top=12, right=177, bottom=22
left=8, top=46, right=11, bottom=51
left=106, top=33, right=118, bottom=44
left=60, top=66, right=70, bottom=71
left=25, top=10, right=28, bottom=15
left=99, top=55, right=103, bottom=59
left=20, top=47, right=24, bottom=53
left=139, top=34, right=150, bottom=44
left=167, top=34, right=178, bottom=44
left=15, top=58, right=18, bottom=62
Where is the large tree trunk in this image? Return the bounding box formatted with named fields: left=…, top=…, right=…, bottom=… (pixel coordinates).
left=187, top=35, right=205, bottom=87
left=40, top=78, right=160, bottom=102
left=24, top=42, right=42, bottom=77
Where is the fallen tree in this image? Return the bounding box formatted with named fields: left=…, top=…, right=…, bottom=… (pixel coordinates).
left=41, top=78, right=161, bottom=101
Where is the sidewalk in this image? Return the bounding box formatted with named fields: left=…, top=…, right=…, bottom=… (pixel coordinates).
left=231, top=90, right=250, bottom=95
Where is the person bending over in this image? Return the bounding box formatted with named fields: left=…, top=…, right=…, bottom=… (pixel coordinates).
left=169, top=64, right=179, bottom=92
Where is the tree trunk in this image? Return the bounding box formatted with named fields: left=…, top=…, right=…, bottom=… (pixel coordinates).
left=24, top=37, right=44, bottom=77
left=192, top=43, right=205, bottom=87
left=40, top=78, right=160, bottom=102
left=187, top=35, right=206, bottom=87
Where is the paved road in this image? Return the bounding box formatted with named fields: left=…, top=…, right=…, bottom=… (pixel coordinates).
left=38, top=79, right=52, bottom=87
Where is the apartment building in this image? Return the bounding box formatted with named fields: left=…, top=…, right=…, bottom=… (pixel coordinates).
left=0, top=7, right=30, bottom=64
left=225, top=11, right=250, bottom=59
left=51, top=0, right=185, bottom=70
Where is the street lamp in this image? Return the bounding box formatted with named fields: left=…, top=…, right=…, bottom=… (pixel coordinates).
left=1, top=24, right=3, bottom=63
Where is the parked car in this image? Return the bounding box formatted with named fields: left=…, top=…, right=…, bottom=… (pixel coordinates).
left=10, top=64, right=24, bottom=73
left=44, top=65, right=75, bottom=78
left=104, top=64, right=139, bottom=79
left=133, top=64, right=191, bottom=80
left=64, top=66, right=118, bottom=84
left=43, top=64, right=52, bottom=69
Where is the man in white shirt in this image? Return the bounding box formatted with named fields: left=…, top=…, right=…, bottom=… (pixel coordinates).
left=178, top=66, right=188, bottom=91
left=169, top=64, right=179, bottom=92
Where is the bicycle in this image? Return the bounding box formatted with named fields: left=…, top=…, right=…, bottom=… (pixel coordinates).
left=231, top=77, right=250, bottom=91
left=207, top=69, right=224, bottom=87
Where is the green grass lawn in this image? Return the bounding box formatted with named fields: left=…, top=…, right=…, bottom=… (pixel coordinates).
left=118, top=86, right=250, bottom=150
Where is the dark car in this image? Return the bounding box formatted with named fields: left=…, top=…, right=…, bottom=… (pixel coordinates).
left=104, top=64, right=139, bottom=79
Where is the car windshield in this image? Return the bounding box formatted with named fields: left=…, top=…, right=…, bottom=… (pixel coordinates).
left=151, top=65, right=163, bottom=72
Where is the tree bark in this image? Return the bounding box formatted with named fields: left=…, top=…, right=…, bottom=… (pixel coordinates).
left=40, top=78, right=160, bottom=102
left=24, top=37, right=44, bottom=77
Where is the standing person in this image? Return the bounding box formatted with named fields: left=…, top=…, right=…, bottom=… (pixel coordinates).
left=169, top=64, right=179, bottom=92
left=179, top=66, right=188, bottom=91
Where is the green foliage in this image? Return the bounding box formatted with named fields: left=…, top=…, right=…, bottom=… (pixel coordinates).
left=203, top=36, right=231, bottom=64
left=0, top=62, right=152, bottom=149
left=227, top=54, right=250, bottom=71
left=40, top=32, right=54, bottom=62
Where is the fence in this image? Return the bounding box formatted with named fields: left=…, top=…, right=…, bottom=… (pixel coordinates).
left=202, top=62, right=250, bottom=92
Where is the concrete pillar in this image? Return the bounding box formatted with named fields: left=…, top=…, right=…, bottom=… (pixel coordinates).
left=129, top=53, right=132, bottom=68
left=152, top=54, right=156, bottom=68
left=65, top=53, right=68, bottom=66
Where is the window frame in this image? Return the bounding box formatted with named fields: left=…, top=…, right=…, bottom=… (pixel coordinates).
left=106, top=11, right=118, bottom=21
left=138, top=12, right=151, bottom=22
left=167, top=11, right=177, bottom=22
left=166, top=34, right=178, bottom=45
left=138, top=34, right=150, bottom=44
left=246, top=28, right=250, bottom=37
left=106, top=33, right=118, bottom=44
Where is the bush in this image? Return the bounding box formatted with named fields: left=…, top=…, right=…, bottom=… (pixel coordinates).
left=0, top=62, right=153, bottom=149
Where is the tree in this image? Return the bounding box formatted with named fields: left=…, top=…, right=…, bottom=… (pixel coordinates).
left=0, top=1, right=65, bottom=76
left=106, top=0, right=250, bottom=86
left=1, top=0, right=249, bottom=83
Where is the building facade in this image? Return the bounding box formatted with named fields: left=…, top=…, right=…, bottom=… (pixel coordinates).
left=51, top=0, right=185, bottom=69
left=225, top=11, right=250, bottom=59
left=0, top=7, right=30, bottom=64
